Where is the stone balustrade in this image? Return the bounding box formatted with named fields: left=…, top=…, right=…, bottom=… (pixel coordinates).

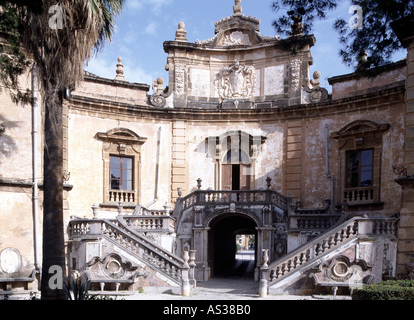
left=179, top=189, right=289, bottom=213
left=69, top=218, right=185, bottom=284
left=108, top=189, right=136, bottom=203
left=260, top=217, right=398, bottom=292
left=289, top=214, right=342, bottom=231
left=344, top=187, right=375, bottom=204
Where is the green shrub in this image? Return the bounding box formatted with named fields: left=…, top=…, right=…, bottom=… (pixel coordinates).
left=352, top=280, right=414, bottom=300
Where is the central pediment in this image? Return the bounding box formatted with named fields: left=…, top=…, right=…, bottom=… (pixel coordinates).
left=158, top=0, right=325, bottom=109
left=195, top=14, right=280, bottom=47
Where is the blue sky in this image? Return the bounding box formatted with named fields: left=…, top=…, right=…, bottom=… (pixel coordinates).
left=84, top=0, right=406, bottom=93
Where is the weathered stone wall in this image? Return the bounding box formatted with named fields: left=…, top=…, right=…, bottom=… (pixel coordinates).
left=0, top=71, right=41, bottom=280
left=67, top=105, right=173, bottom=217
left=392, top=15, right=414, bottom=278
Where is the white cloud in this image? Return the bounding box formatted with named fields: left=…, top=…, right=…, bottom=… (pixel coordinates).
left=123, top=64, right=155, bottom=85
left=84, top=56, right=117, bottom=80
left=126, top=0, right=173, bottom=15
left=144, top=21, right=158, bottom=35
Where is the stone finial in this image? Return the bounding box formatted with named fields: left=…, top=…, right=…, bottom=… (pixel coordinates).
left=290, top=14, right=303, bottom=36
left=175, top=21, right=187, bottom=42
left=357, top=49, right=371, bottom=70
left=115, top=57, right=126, bottom=81
left=310, top=70, right=321, bottom=88
left=233, top=0, right=242, bottom=15
left=152, top=77, right=164, bottom=95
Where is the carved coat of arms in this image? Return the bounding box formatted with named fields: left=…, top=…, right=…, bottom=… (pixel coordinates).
left=215, top=61, right=256, bottom=99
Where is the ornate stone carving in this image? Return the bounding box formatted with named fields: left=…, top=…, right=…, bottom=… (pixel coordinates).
left=223, top=31, right=251, bottom=46
left=175, top=64, right=186, bottom=94
left=215, top=61, right=256, bottom=99
left=303, top=69, right=329, bottom=103
left=86, top=253, right=147, bottom=281
left=290, top=59, right=301, bottom=91
left=309, top=255, right=373, bottom=293
left=150, top=75, right=173, bottom=108
left=150, top=77, right=167, bottom=107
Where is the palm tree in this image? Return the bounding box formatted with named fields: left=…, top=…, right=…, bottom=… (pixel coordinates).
left=9, top=0, right=124, bottom=300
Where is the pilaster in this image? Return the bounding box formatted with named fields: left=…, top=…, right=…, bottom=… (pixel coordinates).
left=171, top=121, right=187, bottom=203
left=285, top=120, right=302, bottom=201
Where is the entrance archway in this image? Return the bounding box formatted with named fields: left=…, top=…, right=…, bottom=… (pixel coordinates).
left=208, top=214, right=257, bottom=278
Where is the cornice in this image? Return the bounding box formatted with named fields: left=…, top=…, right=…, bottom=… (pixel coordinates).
left=68, top=84, right=405, bottom=123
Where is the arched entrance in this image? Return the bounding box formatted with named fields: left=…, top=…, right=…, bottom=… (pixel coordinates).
left=208, top=214, right=257, bottom=278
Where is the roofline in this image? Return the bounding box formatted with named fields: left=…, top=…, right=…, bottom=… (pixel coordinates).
left=327, top=59, right=406, bottom=85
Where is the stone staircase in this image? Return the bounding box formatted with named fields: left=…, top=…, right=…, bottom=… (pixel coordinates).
left=259, top=216, right=399, bottom=296
left=68, top=211, right=194, bottom=294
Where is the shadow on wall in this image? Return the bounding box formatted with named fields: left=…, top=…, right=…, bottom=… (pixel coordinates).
left=0, top=114, right=20, bottom=159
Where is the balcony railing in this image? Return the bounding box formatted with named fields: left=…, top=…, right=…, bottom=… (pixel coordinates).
left=108, top=189, right=136, bottom=203
left=178, top=189, right=289, bottom=213
left=344, top=187, right=374, bottom=204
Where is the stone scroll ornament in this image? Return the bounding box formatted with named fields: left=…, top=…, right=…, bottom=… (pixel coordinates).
left=216, top=61, right=257, bottom=100
left=150, top=77, right=169, bottom=107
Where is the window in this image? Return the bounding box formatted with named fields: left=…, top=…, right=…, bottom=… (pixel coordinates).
left=110, top=156, right=133, bottom=191
left=97, top=128, right=147, bottom=205
left=346, top=149, right=373, bottom=188
left=332, top=120, right=390, bottom=208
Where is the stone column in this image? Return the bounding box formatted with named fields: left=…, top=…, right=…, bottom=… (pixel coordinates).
left=392, top=14, right=414, bottom=278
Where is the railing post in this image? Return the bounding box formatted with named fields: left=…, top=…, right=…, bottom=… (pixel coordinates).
left=259, top=249, right=269, bottom=298
left=357, top=217, right=372, bottom=236
left=181, top=251, right=191, bottom=297
left=92, top=203, right=99, bottom=219
left=88, top=220, right=102, bottom=235
left=189, top=250, right=197, bottom=289
left=265, top=188, right=271, bottom=203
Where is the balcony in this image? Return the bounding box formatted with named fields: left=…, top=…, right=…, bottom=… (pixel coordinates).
left=178, top=189, right=289, bottom=213
left=343, top=187, right=375, bottom=205
left=108, top=189, right=136, bottom=203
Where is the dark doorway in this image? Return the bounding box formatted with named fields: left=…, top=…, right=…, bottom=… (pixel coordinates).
left=222, top=149, right=252, bottom=191
left=222, top=163, right=251, bottom=191
left=208, top=214, right=257, bottom=278
left=232, top=164, right=240, bottom=190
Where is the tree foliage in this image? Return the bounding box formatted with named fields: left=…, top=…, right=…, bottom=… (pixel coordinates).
left=0, top=0, right=124, bottom=300
left=0, top=2, right=32, bottom=104
left=272, top=0, right=414, bottom=69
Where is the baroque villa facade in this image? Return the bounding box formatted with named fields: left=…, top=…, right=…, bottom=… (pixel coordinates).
left=1, top=2, right=414, bottom=296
